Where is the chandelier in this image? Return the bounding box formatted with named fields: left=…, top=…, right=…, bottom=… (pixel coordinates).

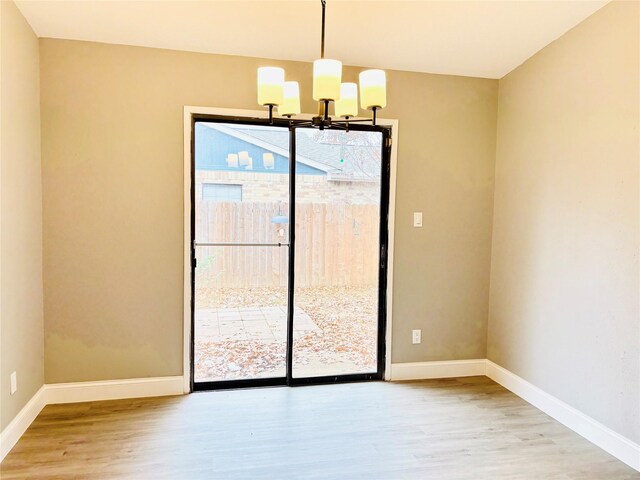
left=257, top=0, right=387, bottom=129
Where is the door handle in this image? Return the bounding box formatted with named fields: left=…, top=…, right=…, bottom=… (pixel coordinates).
left=194, top=242, right=289, bottom=247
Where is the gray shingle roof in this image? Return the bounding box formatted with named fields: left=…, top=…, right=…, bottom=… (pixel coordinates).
left=231, top=126, right=382, bottom=181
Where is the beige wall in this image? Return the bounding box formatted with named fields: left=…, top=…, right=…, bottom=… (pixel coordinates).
left=488, top=1, right=640, bottom=443
left=39, top=39, right=497, bottom=382
left=0, top=0, right=44, bottom=431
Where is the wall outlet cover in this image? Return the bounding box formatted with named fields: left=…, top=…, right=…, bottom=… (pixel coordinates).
left=412, top=329, right=422, bottom=344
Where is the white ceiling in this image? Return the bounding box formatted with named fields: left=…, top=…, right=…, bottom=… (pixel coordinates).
left=16, top=0, right=609, bottom=79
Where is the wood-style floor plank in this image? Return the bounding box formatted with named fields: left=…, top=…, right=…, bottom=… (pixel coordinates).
left=1, top=377, right=638, bottom=479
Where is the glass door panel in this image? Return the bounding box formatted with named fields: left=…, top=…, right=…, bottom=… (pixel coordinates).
left=194, top=122, right=290, bottom=245
left=194, top=245, right=288, bottom=382
left=193, top=121, right=291, bottom=387
left=292, top=128, right=383, bottom=378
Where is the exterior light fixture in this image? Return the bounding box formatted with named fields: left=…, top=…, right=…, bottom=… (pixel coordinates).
left=256, top=0, right=387, bottom=128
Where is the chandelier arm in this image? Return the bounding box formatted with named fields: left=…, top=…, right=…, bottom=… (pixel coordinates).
left=288, top=121, right=315, bottom=130
left=333, top=118, right=375, bottom=124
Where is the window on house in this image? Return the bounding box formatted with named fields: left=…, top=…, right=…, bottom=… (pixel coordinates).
left=202, top=183, right=242, bottom=202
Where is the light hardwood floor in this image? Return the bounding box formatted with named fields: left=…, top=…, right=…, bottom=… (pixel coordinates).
left=1, top=377, right=638, bottom=479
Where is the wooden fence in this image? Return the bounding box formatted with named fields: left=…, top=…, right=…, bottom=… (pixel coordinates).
left=195, top=201, right=380, bottom=287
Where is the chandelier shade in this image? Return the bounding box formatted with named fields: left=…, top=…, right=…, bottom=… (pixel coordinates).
left=257, top=66, right=285, bottom=106
left=335, top=82, right=358, bottom=118
left=359, top=69, right=387, bottom=109
left=278, top=81, right=301, bottom=117
left=312, top=59, right=342, bottom=101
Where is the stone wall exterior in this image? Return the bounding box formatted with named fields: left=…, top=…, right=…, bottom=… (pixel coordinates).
left=196, top=170, right=380, bottom=204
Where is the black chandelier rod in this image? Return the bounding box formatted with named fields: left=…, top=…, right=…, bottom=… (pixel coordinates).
left=320, top=0, right=326, bottom=59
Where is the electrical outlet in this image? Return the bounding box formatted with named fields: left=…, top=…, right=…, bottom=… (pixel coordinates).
left=10, top=372, right=17, bottom=395
left=412, top=329, right=422, bottom=344
left=413, top=212, right=423, bottom=227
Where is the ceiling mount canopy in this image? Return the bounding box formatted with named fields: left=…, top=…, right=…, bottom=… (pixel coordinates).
left=257, top=0, right=387, bottom=129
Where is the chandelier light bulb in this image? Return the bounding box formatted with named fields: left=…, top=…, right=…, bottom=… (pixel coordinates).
left=313, top=59, right=342, bottom=101
left=335, top=83, right=358, bottom=118
left=278, top=81, right=301, bottom=116
left=359, top=69, right=387, bottom=110
left=257, top=67, right=285, bottom=106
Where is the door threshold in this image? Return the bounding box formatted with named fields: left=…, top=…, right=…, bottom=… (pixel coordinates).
left=193, top=373, right=383, bottom=392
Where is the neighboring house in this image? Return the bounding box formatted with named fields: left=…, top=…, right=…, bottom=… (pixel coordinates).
left=194, top=122, right=381, bottom=204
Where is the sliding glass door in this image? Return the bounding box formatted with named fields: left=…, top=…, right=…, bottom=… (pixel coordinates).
left=292, top=127, right=385, bottom=380
left=192, top=122, right=291, bottom=387
left=191, top=116, right=389, bottom=390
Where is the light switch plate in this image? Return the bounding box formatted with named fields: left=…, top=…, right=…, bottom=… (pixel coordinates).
left=413, top=212, right=423, bottom=227
left=412, top=329, right=422, bottom=344
left=10, top=372, right=17, bottom=395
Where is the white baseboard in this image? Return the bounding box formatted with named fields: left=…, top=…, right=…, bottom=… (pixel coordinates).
left=0, top=386, right=47, bottom=461
left=1, top=376, right=184, bottom=462
left=486, top=360, right=640, bottom=472
left=390, top=359, right=487, bottom=381
left=45, top=376, right=184, bottom=405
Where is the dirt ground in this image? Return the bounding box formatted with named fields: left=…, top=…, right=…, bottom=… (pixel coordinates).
left=194, top=285, right=379, bottom=381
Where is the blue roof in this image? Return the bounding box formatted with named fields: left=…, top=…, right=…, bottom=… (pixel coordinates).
left=195, top=123, right=325, bottom=175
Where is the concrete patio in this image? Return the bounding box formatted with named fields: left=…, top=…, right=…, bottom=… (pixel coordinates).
left=195, top=306, right=321, bottom=343
left=193, top=286, right=378, bottom=382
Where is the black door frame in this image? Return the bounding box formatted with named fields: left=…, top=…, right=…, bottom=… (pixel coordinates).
left=190, top=113, right=392, bottom=392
